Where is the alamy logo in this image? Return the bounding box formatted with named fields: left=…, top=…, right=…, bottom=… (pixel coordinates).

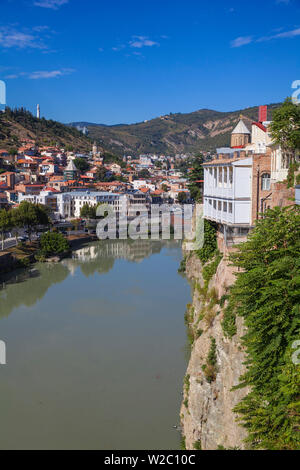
left=291, top=80, right=300, bottom=105
left=0, top=340, right=6, bottom=365
left=0, top=80, right=6, bottom=108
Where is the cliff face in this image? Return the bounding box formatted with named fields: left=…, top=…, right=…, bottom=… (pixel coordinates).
left=180, top=252, right=248, bottom=450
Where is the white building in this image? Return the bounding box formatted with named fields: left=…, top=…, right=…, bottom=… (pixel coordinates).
left=19, top=190, right=58, bottom=211
left=133, top=180, right=156, bottom=192
left=56, top=192, right=124, bottom=218
left=270, top=144, right=299, bottom=184
left=245, top=122, right=272, bottom=154
left=203, top=156, right=253, bottom=227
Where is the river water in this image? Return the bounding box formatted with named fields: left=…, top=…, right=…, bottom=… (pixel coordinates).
left=0, top=240, right=191, bottom=450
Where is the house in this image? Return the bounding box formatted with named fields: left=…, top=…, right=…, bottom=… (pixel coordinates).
left=0, top=172, right=15, bottom=189
left=203, top=114, right=273, bottom=249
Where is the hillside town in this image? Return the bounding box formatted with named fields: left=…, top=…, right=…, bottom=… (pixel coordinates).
left=0, top=136, right=194, bottom=223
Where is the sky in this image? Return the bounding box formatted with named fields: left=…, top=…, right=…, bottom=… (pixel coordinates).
left=0, top=0, right=299, bottom=124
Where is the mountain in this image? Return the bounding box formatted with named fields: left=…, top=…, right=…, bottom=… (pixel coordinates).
left=0, top=108, right=93, bottom=152
left=70, top=103, right=281, bottom=157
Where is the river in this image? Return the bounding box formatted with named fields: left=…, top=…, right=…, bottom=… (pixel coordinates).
left=0, top=240, right=191, bottom=450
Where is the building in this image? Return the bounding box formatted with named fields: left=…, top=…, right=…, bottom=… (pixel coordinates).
left=203, top=108, right=273, bottom=249
left=231, top=119, right=251, bottom=148
left=56, top=191, right=124, bottom=218
left=64, top=160, right=79, bottom=181
left=18, top=190, right=58, bottom=211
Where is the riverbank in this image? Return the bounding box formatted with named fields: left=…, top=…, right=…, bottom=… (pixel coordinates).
left=0, top=233, right=98, bottom=276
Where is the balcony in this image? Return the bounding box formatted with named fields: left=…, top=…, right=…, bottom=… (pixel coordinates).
left=204, top=198, right=251, bottom=226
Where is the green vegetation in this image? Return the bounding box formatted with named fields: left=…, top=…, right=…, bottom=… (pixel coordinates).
left=180, top=436, right=186, bottom=450
left=74, top=157, right=90, bottom=173
left=187, top=155, right=204, bottom=201
left=202, top=252, right=223, bottom=285
left=193, top=440, right=202, bottom=450
left=40, top=231, right=70, bottom=257
left=202, top=337, right=218, bottom=383
left=270, top=98, right=300, bottom=160
left=222, top=302, right=237, bottom=339
left=0, top=202, right=50, bottom=250
left=82, top=103, right=280, bottom=156
left=80, top=203, right=97, bottom=219
left=184, top=374, right=190, bottom=395
left=287, top=162, right=300, bottom=188
left=0, top=108, right=92, bottom=152
left=177, top=192, right=188, bottom=203
left=178, top=256, right=186, bottom=273
left=196, top=220, right=218, bottom=264
left=226, top=206, right=300, bottom=450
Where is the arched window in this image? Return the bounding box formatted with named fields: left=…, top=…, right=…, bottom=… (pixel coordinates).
left=261, top=173, right=271, bottom=191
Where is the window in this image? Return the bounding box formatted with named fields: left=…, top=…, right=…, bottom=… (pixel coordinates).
left=229, top=203, right=233, bottom=214
left=229, top=167, right=233, bottom=187
left=223, top=167, right=228, bottom=188
left=218, top=168, right=223, bottom=187
left=218, top=201, right=222, bottom=211
left=214, top=168, right=217, bottom=187
left=261, top=173, right=271, bottom=191
left=223, top=202, right=227, bottom=212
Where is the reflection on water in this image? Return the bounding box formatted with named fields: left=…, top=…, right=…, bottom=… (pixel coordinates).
left=0, top=239, right=191, bottom=450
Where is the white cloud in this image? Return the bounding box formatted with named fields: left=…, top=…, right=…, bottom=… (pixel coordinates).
left=231, top=26, right=300, bottom=47
left=5, top=68, right=74, bottom=80
left=33, top=0, right=69, bottom=9
left=274, top=27, right=300, bottom=38
left=231, top=36, right=253, bottom=48
left=129, top=36, right=159, bottom=48
left=0, top=28, right=42, bottom=49
left=0, top=25, right=52, bottom=49
left=28, top=68, right=74, bottom=79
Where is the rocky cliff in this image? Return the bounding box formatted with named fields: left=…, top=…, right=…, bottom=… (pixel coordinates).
left=180, top=251, right=249, bottom=450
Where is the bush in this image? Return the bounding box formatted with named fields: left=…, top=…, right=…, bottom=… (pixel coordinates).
left=196, top=220, right=218, bottom=264
left=40, top=231, right=70, bottom=257
left=229, top=206, right=300, bottom=450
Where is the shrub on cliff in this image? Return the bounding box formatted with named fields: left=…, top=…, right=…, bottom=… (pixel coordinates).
left=227, top=205, right=300, bottom=450
left=196, top=220, right=217, bottom=264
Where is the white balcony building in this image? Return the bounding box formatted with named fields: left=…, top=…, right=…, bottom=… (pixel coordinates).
left=203, top=156, right=253, bottom=227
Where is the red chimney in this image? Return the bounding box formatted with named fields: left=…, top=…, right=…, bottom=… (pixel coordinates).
left=259, top=105, right=267, bottom=123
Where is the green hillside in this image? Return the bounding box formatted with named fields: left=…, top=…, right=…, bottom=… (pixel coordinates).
left=71, top=103, right=280, bottom=156
left=0, top=108, right=93, bottom=152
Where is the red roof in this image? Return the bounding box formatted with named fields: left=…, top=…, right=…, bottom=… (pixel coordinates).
left=252, top=121, right=267, bottom=132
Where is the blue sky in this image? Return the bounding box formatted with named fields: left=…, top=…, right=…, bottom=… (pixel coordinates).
left=0, top=0, right=299, bottom=124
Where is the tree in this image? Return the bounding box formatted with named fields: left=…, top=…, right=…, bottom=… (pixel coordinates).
left=74, top=158, right=90, bottom=173
left=226, top=206, right=300, bottom=450
left=188, top=155, right=205, bottom=201
left=16, top=202, right=50, bottom=241
left=0, top=209, right=12, bottom=251
left=138, top=169, right=151, bottom=179
left=270, top=98, right=300, bottom=158
left=80, top=204, right=96, bottom=219
left=161, top=184, right=169, bottom=193
left=40, top=231, right=70, bottom=257
left=177, top=192, right=188, bottom=204
left=96, top=166, right=108, bottom=182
